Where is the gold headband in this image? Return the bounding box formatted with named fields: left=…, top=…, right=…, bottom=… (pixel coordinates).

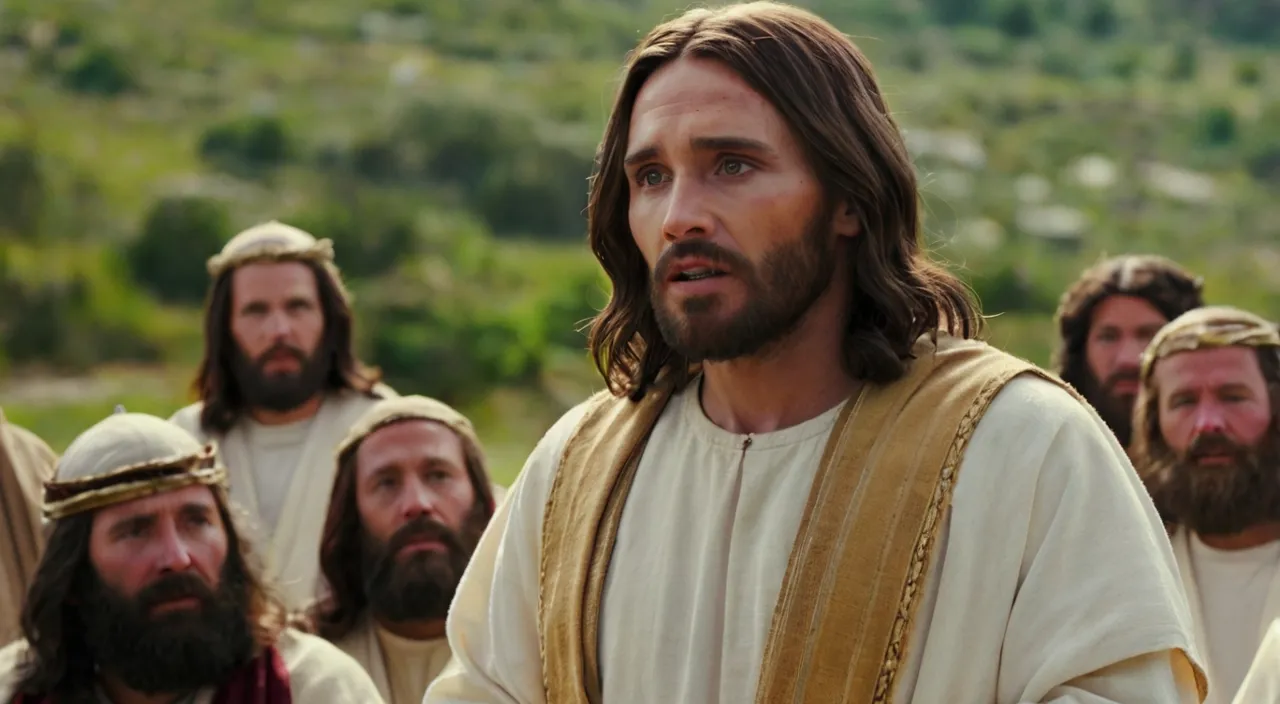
left=206, top=237, right=336, bottom=278
left=43, top=445, right=228, bottom=521
left=1140, top=309, right=1280, bottom=383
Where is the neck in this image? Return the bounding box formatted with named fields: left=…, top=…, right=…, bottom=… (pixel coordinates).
left=98, top=674, right=189, bottom=704
left=699, top=277, right=859, bottom=435
left=375, top=615, right=446, bottom=641
left=1198, top=521, right=1280, bottom=550
left=249, top=394, right=323, bottom=425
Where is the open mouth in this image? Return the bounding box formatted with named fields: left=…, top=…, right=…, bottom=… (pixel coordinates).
left=672, top=267, right=727, bottom=282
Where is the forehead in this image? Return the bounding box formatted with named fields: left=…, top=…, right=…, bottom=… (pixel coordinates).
left=231, top=261, right=317, bottom=302
left=1091, top=295, right=1167, bottom=329
left=1153, top=346, right=1266, bottom=389
left=355, top=419, right=466, bottom=472
left=91, top=484, right=219, bottom=530
left=628, top=56, right=795, bottom=156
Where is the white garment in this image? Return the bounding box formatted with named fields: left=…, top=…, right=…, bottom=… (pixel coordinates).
left=1189, top=534, right=1280, bottom=701
left=245, top=416, right=315, bottom=533
left=1173, top=527, right=1280, bottom=704
left=425, top=375, right=1203, bottom=704
left=333, top=616, right=454, bottom=704
left=0, top=629, right=385, bottom=703
left=1235, top=618, right=1280, bottom=702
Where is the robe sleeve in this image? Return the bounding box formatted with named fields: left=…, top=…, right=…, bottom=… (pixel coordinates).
left=423, top=403, right=591, bottom=704
left=967, top=377, right=1204, bottom=702
left=1233, top=618, right=1280, bottom=703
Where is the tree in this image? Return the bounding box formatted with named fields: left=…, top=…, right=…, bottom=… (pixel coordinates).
left=126, top=196, right=230, bottom=303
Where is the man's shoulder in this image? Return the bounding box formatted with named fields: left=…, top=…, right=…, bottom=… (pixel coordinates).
left=1, top=419, right=57, bottom=472
left=273, top=628, right=381, bottom=696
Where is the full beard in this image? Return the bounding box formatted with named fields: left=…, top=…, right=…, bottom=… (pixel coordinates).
left=231, top=342, right=331, bottom=412
left=77, top=558, right=255, bottom=695
left=1143, top=429, right=1280, bottom=536
left=1080, top=371, right=1138, bottom=448
left=650, top=210, right=836, bottom=363
left=361, top=509, right=486, bottom=624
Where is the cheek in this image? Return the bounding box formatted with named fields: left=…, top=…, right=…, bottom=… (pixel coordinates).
left=628, top=208, right=661, bottom=269
left=1085, top=343, right=1109, bottom=379
left=1235, top=407, right=1274, bottom=445
left=230, top=317, right=263, bottom=356
left=1159, top=411, right=1191, bottom=452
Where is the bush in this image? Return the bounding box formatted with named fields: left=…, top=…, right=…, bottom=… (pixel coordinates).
left=288, top=192, right=419, bottom=280
left=61, top=46, right=136, bottom=96
left=1198, top=105, right=1238, bottom=146
left=997, top=0, right=1039, bottom=39
left=198, top=115, right=292, bottom=176
left=127, top=196, right=230, bottom=303
left=1082, top=0, right=1119, bottom=38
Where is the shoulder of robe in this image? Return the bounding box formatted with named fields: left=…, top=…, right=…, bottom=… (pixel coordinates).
left=1, top=420, right=57, bottom=472
left=273, top=628, right=384, bottom=699
left=528, top=392, right=609, bottom=479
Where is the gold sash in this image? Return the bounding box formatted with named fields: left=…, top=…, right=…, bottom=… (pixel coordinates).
left=538, top=334, right=1057, bottom=703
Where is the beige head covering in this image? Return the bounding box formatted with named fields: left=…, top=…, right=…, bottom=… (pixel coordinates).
left=334, top=395, right=495, bottom=512
left=43, top=409, right=227, bottom=521
left=1139, top=305, right=1280, bottom=385
left=206, top=220, right=336, bottom=278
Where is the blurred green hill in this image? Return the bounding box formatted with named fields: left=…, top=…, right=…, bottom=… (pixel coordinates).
left=0, top=0, right=1277, bottom=483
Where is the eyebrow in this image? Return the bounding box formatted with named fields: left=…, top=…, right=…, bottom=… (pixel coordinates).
left=623, top=136, right=777, bottom=167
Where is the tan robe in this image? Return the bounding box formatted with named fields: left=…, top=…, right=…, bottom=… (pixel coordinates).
left=0, top=628, right=386, bottom=702
left=426, top=373, right=1203, bottom=703
left=170, top=386, right=396, bottom=608
left=1171, top=528, right=1280, bottom=704
left=334, top=617, right=453, bottom=704
left=0, top=410, right=57, bottom=646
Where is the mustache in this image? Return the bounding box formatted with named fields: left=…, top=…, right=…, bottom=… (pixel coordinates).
left=652, top=240, right=748, bottom=283
left=255, top=343, right=306, bottom=366
left=387, top=516, right=458, bottom=555
left=135, top=572, right=217, bottom=612
left=1185, top=431, right=1249, bottom=461
left=1103, top=368, right=1140, bottom=393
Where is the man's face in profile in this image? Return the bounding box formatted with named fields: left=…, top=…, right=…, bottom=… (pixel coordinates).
left=228, top=261, right=330, bottom=412
left=622, top=56, right=851, bottom=362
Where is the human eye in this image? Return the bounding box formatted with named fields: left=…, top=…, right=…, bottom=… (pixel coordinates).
left=717, top=157, right=754, bottom=177
left=635, top=167, right=668, bottom=188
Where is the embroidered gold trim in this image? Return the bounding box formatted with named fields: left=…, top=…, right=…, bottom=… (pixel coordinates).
left=43, top=444, right=228, bottom=520
left=44, top=467, right=228, bottom=520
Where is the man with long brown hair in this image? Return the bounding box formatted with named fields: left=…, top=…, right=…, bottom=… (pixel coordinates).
left=426, top=3, right=1203, bottom=703
left=309, top=396, right=497, bottom=704
left=1131, top=306, right=1280, bottom=704
left=0, top=410, right=57, bottom=645
left=1053, top=254, right=1204, bottom=452
left=169, top=221, right=397, bottom=609
left=0, top=410, right=383, bottom=703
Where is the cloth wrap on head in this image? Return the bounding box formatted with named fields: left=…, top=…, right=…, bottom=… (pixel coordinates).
left=206, top=220, right=338, bottom=278
left=1139, top=305, right=1280, bottom=386
left=334, top=395, right=497, bottom=514
left=42, top=411, right=227, bottom=521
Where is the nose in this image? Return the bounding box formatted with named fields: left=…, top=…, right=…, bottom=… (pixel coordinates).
left=661, top=177, right=715, bottom=243
left=1116, top=338, right=1148, bottom=369
left=1191, top=402, right=1227, bottom=436
left=401, top=480, right=440, bottom=522
left=264, top=309, right=293, bottom=339
left=154, top=524, right=194, bottom=574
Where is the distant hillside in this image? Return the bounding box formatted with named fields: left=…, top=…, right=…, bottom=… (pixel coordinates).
left=0, top=0, right=1277, bottom=474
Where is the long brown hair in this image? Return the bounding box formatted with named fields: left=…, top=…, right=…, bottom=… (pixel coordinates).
left=1053, top=254, right=1204, bottom=395
left=14, top=488, right=287, bottom=700
left=586, top=2, right=982, bottom=400
left=193, top=259, right=383, bottom=434
left=310, top=424, right=496, bottom=641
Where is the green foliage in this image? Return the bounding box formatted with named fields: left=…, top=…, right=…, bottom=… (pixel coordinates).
left=1081, top=0, right=1119, bottom=38
left=61, top=45, right=136, bottom=96
left=1198, top=105, right=1239, bottom=147
left=0, top=139, right=45, bottom=240
left=996, top=0, right=1039, bottom=39
left=127, top=196, right=230, bottom=304
left=198, top=115, right=292, bottom=176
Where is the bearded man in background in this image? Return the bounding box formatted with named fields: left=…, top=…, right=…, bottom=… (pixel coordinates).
left=1053, top=254, right=1204, bottom=453
left=0, top=409, right=382, bottom=703
left=170, top=220, right=396, bottom=608
left=1132, top=306, right=1280, bottom=704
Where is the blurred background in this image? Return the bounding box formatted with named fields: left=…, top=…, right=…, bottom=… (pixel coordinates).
left=0, top=0, right=1276, bottom=484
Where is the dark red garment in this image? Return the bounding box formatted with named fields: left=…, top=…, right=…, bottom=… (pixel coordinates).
left=12, top=646, right=291, bottom=704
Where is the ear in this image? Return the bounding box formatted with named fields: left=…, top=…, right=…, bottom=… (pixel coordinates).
left=831, top=201, right=860, bottom=239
